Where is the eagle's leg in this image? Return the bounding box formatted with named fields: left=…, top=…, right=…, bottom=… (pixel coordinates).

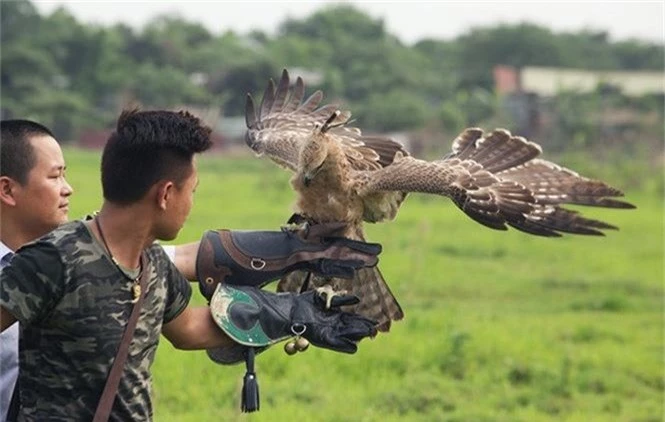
left=281, top=213, right=309, bottom=232
left=315, top=285, right=348, bottom=309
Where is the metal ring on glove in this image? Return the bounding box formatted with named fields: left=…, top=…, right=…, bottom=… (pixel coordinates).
left=290, top=323, right=306, bottom=337
left=250, top=258, right=266, bottom=270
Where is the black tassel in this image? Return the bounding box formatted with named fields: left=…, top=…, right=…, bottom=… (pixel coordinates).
left=241, top=347, right=260, bottom=412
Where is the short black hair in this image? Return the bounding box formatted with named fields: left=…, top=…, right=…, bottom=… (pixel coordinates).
left=101, top=109, right=213, bottom=204
left=0, top=119, right=56, bottom=185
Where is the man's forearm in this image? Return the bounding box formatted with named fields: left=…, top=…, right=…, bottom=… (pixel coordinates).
left=162, top=306, right=236, bottom=350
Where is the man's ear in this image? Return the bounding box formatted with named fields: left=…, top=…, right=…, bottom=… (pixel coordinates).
left=0, top=176, right=18, bottom=206
left=156, top=180, right=175, bottom=210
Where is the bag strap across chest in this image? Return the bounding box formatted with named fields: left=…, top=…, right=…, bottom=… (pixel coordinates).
left=93, top=252, right=150, bottom=422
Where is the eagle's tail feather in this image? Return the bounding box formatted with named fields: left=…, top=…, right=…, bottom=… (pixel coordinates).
left=352, top=266, right=404, bottom=332
left=350, top=226, right=403, bottom=331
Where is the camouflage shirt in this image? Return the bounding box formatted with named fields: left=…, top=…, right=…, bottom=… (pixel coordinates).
left=0, top=220, right=192, bottom=421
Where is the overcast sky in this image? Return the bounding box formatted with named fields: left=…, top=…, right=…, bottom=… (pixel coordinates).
left=33, top=1, right=664, bottom=45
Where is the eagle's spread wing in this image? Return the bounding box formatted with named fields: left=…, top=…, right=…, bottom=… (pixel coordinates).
left=355, top=128, right=635, bottom=237
left=245, top=69, right=408, bottom=173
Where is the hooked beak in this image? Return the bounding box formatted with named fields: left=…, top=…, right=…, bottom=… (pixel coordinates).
left=302, top=162, right=324, bottom=187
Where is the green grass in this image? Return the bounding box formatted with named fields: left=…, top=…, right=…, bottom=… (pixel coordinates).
left=63, top=147, right=664, bottom=421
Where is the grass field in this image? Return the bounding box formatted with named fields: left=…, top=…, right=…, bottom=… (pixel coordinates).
left=64, top=147, right=663, bottom=421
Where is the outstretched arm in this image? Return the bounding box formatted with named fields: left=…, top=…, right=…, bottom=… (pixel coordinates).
left=171, top=242, right=199, bottom=281
left=168, top=223, right=381, bottom=290
left=160, top=286, right=378, bottom=353
left=161, top=305, right=235, bottom=350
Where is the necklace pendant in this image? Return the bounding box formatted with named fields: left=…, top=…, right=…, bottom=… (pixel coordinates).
left=132, top=283, right=141, bottom=303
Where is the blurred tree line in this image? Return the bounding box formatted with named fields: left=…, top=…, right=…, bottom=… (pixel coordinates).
left=1, top=0, right=663, bottom=152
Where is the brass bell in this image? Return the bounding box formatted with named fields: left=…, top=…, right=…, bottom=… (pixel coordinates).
left=284, top=341, right=297, bottom=355
left=294, top=337, right=310, bottom=352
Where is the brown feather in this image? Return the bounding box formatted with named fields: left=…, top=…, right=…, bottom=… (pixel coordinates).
left=282, top=77, right=305, bottom=113
left=258, top=79, right=275, bottom=120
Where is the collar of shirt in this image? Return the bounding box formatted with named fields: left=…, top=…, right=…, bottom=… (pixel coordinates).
left=0, top=240, right=14, bottom=268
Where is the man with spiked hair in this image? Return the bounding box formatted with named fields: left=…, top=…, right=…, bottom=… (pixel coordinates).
left=1, top=109, right=380, bottom=420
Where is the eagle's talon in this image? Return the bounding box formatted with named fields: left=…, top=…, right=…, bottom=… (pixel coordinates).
left=315, top=285, right=347, bottom=309
left=280, top=223, right=300, bottom=232
left=281, top=220, right=309, bottom=234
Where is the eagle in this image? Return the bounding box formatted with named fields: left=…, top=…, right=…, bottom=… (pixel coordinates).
left=244, top=69, right=635, bottom=332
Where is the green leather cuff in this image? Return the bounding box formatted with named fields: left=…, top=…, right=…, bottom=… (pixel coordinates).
left=209, top=283, right=289, bottom=347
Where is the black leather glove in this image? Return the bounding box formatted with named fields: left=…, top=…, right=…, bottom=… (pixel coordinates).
left=288, top=289, right=377, bottom=353
left=196, top=222, right=381, bottom=298
left=209, top=284, right=377, bottom=354
left=207, top=283, right=377, bottom=413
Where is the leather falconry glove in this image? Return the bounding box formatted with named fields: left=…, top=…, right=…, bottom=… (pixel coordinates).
left=210, top=284, right=378, bottom=354
left=207, top=283, right=378, bottom=412
left=196, top=221, right=382, bottom=298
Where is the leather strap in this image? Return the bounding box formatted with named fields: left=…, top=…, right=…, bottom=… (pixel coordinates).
left=93, top=252, right=149, bottom=422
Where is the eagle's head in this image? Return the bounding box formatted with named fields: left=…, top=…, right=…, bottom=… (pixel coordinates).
left=299, top=111, right=340, bottom=187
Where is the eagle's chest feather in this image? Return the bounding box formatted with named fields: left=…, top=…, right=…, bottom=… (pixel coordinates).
left=291, top=163, right=364, bottom=224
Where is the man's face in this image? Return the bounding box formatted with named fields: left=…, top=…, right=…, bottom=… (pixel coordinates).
left=13, top=135, right=73, bottom=239
left=157, top=162, right=199, bottom=241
